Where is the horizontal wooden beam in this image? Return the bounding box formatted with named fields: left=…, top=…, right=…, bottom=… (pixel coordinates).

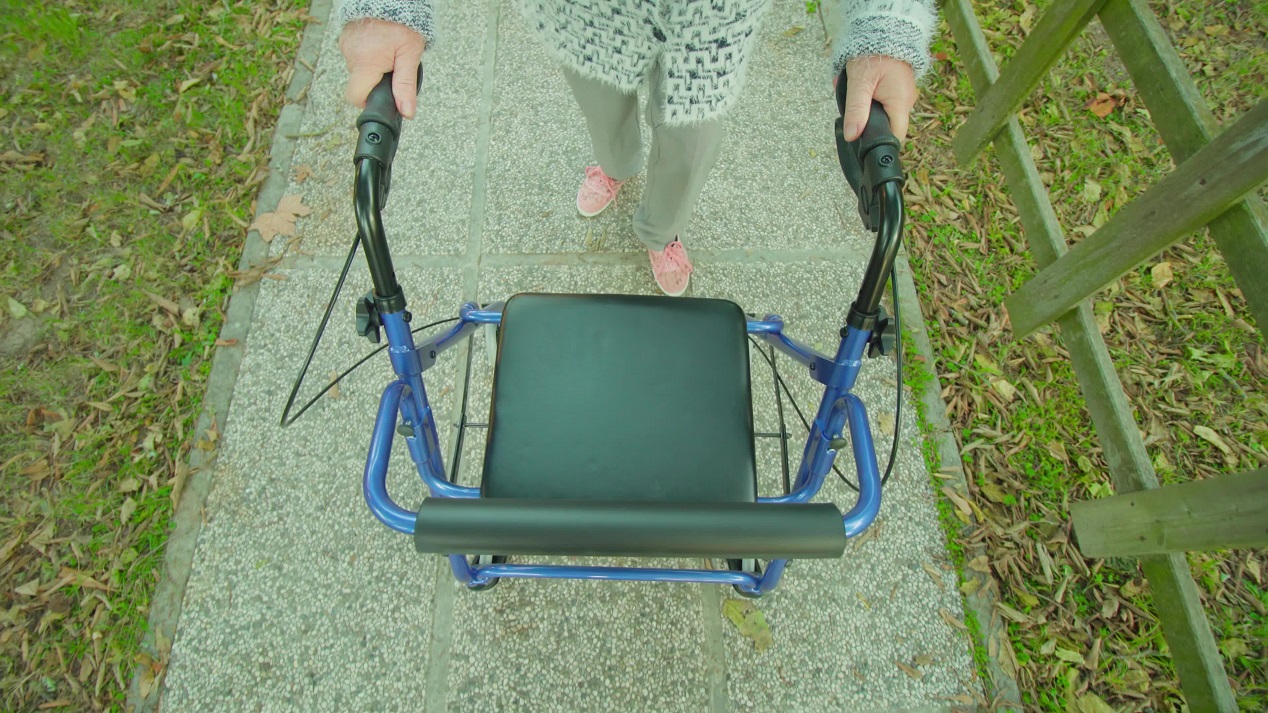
left=951, top=0, right=1105, bottom=165
left=1005, top=97, right=1268, bottom=337
left=1099, top=0, right=1268, bottom=333
left=1072, top=468, right=1268, bottom=557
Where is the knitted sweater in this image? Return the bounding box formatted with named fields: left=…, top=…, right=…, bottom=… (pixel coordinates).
left=336, top=0, right=937, bottom=126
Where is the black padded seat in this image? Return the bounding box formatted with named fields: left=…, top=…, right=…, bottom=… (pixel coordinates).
left=481, top=293, right=757, bottom=503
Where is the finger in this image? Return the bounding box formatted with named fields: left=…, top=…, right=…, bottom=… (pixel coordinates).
left=346, top=65, right=384, bottom=109
left=392, top=49, right=422, bottom=119
left=841, top=74, right=878, bottom=142
left=887, top=104, right=910, bottom=142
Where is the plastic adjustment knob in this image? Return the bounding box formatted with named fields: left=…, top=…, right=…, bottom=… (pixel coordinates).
left=866, top=306, right=897, bottom=359
left=356, top=293, right=382, bottom=344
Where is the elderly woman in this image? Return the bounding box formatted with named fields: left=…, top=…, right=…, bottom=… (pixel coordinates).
left=336, top=0, right=936, bottom=296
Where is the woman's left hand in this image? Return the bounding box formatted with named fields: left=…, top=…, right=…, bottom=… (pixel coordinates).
left=839, top=56, right=918, bottom=142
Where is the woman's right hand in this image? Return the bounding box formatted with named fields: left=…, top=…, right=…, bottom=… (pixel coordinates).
left=339, top=19, right=426, bottom=119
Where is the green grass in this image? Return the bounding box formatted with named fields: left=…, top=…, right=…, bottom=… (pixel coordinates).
left=0, top=2, right=306, bottom=709
left=899, top=329, right=996, bottom=691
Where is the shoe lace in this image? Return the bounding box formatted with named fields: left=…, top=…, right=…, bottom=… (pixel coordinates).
left=583, top=165, right=620, bottom=198
left=661, top=240, right=693, bottom=271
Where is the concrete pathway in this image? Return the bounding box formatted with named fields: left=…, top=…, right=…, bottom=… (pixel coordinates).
left=147, top=0, right=983, bottom=710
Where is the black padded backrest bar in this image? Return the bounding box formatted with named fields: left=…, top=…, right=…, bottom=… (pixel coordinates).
left=413, top=499, right=846, bottom=559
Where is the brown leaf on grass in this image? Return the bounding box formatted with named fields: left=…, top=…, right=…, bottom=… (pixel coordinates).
left=170, top=461, right=190, bottom=508
left=941, top=486, right=973, bottom=518
left=1084, top=637, right=1102, bottom=671
left=1192, top=425, right=1232, bottom=455
left=991, top=378, right=1018, bottom=402
left=57, top=568, right=111, bottom=591
left=980, top=482, right=1007, bottom=503
left=0, top=150, right=46, bottom=164
left=1084, top=92, right=1120, bottom=118
left=120, top=497, right=137, bottom=525
left=144, top=291, right=181, bottom=316
left=1151, top=261, right=1173, bottom=288
left=248, top=194, right=311, bottom=242
left=1071, top=693, right=1115, bottom=713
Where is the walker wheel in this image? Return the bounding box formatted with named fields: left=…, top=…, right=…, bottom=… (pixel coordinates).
left=467, top=554, right=507, bottom=591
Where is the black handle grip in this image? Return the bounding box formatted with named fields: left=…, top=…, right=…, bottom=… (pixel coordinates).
left=835, top=73, right=900, bottom=159
left=356, top=65, right=423, bottom=138
left=833, top=67, right=904, bottom=233
left=353, top=65, right=423, bottom=173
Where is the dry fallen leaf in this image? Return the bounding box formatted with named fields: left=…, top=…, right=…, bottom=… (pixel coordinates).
left=293, top=164, right=314, bottom=184
left=980, top=482, right=1007, bottom=503
left=939, top=607, right=968, bottom=631
left=1151, top=261, right=1174, bottom=288
left=878, top=412, right=895, bottom=436
left=723, top=599, right=774, bottom=651
left=1071, top=693, right=1115, bottom=713
left=991, top=378, right=1018, bottom=402
left=120, top=497, right=137, bottom=525
left=941, top=486, right=973, bottom=518
left=896, top=660, right=923, bottom=679
left=922, top=561, right=945, bottom=590
left=1192, top=425, right=1232, bottom=455
left=1085, top=92, right=1119, bottom=118
left=249, top=194, right=311, bottom=242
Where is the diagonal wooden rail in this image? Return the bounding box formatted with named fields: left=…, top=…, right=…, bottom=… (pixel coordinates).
left=951, top=0, right=1106, bottom=166
left=1098, top=0, right=1268, bottom=332
left=1005, top=99, right=1268, bottom=336
left=941, top=0, right=1249, bottom=709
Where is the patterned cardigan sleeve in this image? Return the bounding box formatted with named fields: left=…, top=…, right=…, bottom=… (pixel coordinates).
left=334, top=0, right=436, bottom=46
left=830, top=0, right=939, bottom=81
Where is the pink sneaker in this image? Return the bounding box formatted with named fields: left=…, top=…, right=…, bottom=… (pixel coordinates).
left=576, top=165, right=626, bottom=217
left=648, top=238, right=693, bottom=297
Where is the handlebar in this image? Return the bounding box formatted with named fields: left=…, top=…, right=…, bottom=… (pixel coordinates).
left=354, top=66, right=422, bottom=176
left=833, top=68, right=906, bottom=330
left=353, top=66, right=422, bottom=316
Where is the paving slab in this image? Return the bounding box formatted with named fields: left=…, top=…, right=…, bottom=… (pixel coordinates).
left=163, top=267, right=463, bottom=712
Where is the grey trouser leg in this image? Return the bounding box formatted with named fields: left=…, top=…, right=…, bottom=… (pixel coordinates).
left=563, top=63, right=726, bottom=252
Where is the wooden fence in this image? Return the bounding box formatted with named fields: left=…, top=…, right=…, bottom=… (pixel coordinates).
left=941, top=0, right=1267, bottom=709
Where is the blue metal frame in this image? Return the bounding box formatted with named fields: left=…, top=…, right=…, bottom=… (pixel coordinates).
left=361, top=301, right=884, bottom=596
